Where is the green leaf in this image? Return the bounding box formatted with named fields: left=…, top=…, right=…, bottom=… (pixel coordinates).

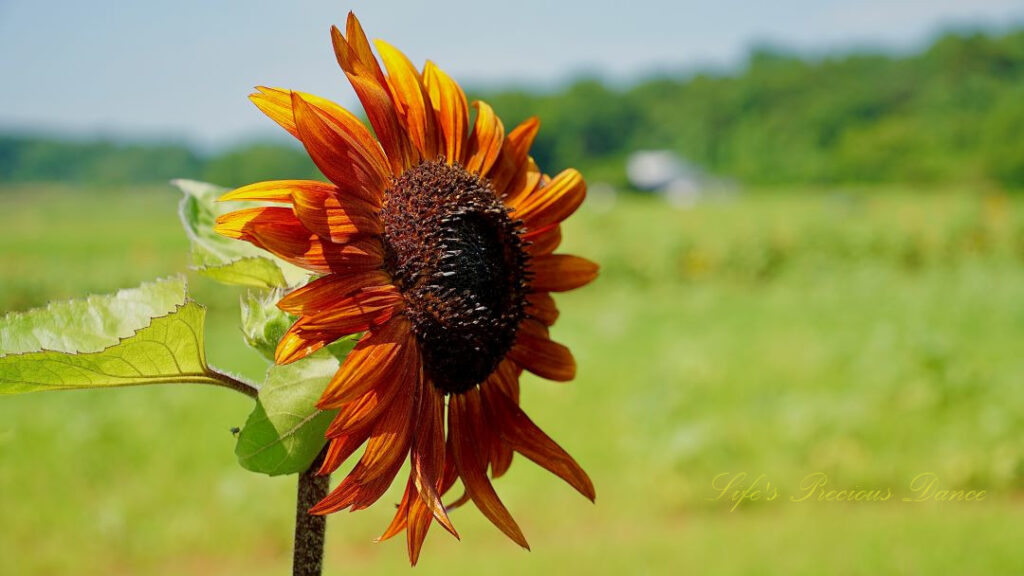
left=198, top=257, right=291, bottom=288
left=239, top=290, right=359, bottom=363
left=235, top=352, right=342, bottom=476
left=173, top=179, right=310, bottom=288
left=325, top=335, right=359, bottom=362
left=0, top=279, right=226, bottom=395
left=239, top=289, right=296, bottom=361
left=0, top=277, right=187, bottom=355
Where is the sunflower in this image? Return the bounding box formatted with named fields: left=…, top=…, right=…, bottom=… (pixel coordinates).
left=214, top=12, right=597, bottom=564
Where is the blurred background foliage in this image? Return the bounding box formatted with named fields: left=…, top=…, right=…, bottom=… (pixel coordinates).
left=2, top=30, right=1024, bottom=190
left=1, top=20, right=1023, bottom=576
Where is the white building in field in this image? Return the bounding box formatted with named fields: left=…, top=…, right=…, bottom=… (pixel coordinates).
left=626, top=150, right=727, bottom=208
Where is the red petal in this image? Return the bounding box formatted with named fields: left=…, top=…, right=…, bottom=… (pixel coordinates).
left=332, top=15, right=417, bottom=173
left=317, top=317, right=416, bottom=408
left=214, top=207, right=384, bottom=275
left=508, top=320, right=576, bottom=381
left=309, top=368, right=416, bottom=514
left=295, top=284, right=402, bottom=333
left=405, top=485, right=435, bottom=565
left=524, top=224, right=562, bottom=257
left=530, top=254, right=599, bottom=293
left=448, top=390, right=529, bottom=549
left=484, top=361, right=521, bottom=478
left=248, top=88, right=390, bottom=194
left=411, top=383, right=458, bottom=537
left=525, top=292, right=560, bottom=326
left=489, top=359, right=522, bottom=402
left=482, top=381, right=595, bottom=501
left=291, top=93, right=387, bottom=204
left=274, top=323, right=343, bottom=365
left=318, top=424, right=373, bottom=476
left=275, top=288, right=401, bottom=364
left=277, top=271, right=392, bottom=315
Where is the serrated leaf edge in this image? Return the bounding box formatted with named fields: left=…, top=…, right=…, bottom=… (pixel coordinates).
left=0, top=299, right=235, bottom=393
left=0, top=275, right=189, bottom=361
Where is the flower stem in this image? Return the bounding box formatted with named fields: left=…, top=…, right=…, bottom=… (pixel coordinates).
left=204, top=368, right=259, bottom=399
left=294, top=448, right=330, bottom=576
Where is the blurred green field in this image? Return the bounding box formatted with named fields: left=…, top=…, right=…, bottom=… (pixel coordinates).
left=1, top=183, right=1022, bottom=575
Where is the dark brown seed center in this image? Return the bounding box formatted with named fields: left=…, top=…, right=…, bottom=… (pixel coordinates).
left=380, top=159, right=530, bottom=395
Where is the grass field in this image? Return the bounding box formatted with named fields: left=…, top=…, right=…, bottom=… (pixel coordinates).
left=1, top=183, right=1022, bottom=575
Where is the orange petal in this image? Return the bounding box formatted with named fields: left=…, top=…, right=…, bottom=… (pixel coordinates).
left=464, top=101, right=504, bottom=175
left=277, top=271, right=392, bottom=315
left=423, top=61, right=469, bottom=165
left=405, top=484, right=435, bottom=565
left=524, top=224, right=562, bottom=257
left=513, top=169, right=586, bottom=229
left=249, top=87, right=390, bottom=188
left=214, top=207, right=383, bottom=274
left=291, top=188, right=382, bottom=243
left=410, top=383, right=458, bottom=537
left=376, top=39, right=440, bottom=160
left=482, top=381, right=595, bottom=501
left=488, top=117, right=539, bottom=198
left=298, top=284, right=401, bottom=333
left=274, top=289, right=396, bottom=366
left=508, top=320, right=576, bottom=381
left=505, top=118, right=539, bottom=165
left=503, top=157, right=543, bottom=208
left=332, top=15, right=417, bottom=173
left=317, top=317, right=415, bottom=408
left=343, top=12, right=382, bottom=79
left=322, top=340, right=412, bottom=439
left=318, top=352, right=409, bottom=475
left=291, top=92, right=388, bottom=205
left=324, top=382, right=399, bottom=441
left=221, top=179, right=381, bottom=243
left=218, top=179, right=301, bottom=203
left=318, top=423, right=374, bottom=476
left=275, top=291, right=398, bottom=365
left=530, top=254, right=599, bottom=292
left=309, top=367, right=416, bottom=514
left=274, top=323, right=343, bottom=365
left=250, top=88, right=300, bottom=138
left=376, top=475, right=450, bottom=567
left=449, top=391, right=529, bottom=549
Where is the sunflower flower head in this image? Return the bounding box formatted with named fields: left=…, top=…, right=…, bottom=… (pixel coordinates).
left=214, top=12, right=597, bottom=564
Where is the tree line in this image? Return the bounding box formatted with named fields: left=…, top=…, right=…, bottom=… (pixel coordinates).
left=2, top=28, right=1022, bottom=190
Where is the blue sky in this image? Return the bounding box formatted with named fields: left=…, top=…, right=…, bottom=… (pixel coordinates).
left=1, top=0, right=1021, bottom=147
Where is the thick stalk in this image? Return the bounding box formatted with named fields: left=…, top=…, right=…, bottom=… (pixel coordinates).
left=293, top=449, right=330, bottom=576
